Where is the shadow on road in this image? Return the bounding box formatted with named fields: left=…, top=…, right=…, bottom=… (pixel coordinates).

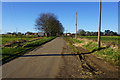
left=80, top=46, right=110, bottom=55
left=21, top=53, right=78, bottom=57
left=21, top=46, right=109, bottom=57
left=1, top=46, right=109, bottom=57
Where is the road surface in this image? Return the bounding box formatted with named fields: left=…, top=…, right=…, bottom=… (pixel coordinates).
left=2, top=37, right=65, bottom=78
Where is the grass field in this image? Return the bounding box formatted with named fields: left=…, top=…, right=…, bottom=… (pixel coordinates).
left=79, top=36, right=119, bottom=44
left=2, top=35, right=38, bottom=44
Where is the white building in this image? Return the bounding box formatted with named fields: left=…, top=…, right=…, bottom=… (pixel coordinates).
left=38, top=32, right=44, bottom=37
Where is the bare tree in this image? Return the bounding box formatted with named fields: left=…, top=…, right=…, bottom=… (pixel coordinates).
left=35, top=13, right=64, bottom=37
left=78, top=29, right=86, bottom=36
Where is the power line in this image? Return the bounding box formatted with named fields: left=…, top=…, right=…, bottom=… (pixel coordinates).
left=75, top=11, right=77, bottom=39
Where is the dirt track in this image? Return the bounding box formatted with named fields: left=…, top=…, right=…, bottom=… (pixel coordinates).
left=76, top=46, right=119, bottom=78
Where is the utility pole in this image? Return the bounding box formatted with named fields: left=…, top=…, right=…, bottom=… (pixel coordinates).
left=75, top=12, right=77, bottom=39
left=16, top=27, right=17, bottom=34
left=16, top=27, right=18, bottom=37
left=97, top=0, right=102, bottom=48
left=66, top=30, right=68, bottom=36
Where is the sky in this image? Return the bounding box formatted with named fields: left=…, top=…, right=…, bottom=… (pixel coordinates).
left=2, top=2, right=118, bottom=34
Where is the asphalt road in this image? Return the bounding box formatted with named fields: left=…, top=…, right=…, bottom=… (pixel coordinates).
left=2, top=37, right=65, bottom=78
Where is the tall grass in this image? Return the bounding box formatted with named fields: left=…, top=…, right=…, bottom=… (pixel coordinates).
left=80, top=36, right=119, bottom=44
left=82, top=41, right=119, bottom=66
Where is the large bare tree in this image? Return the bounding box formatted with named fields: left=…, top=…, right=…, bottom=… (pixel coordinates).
left=35, top=13, right=64, bottom=37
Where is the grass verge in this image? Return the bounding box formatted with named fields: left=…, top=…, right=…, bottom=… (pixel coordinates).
left=82, top=41, right=119, bottom=66
left=64, top=37, right=79, bottom=53
left=64, top=37, right=119, bottom=66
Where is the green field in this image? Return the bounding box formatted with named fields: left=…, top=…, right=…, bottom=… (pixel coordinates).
left=79, top=36, right=119, bottom=44
left=2, top=35, right=38, bottom=44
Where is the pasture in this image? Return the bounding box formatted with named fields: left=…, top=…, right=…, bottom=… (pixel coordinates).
left=79, top=36, right=119, bottom=44
left=2, top=35, right=38, bottom=44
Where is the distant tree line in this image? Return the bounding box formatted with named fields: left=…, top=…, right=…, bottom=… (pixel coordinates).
left=4, top=32, right=38, bottom=38
left=35, top=13, right=64, bottom=37
left=77, top=29, right=118, bottom=36
left=6, top=32, right=24, bottom=36
left=6, top=32, right=34, bottom=35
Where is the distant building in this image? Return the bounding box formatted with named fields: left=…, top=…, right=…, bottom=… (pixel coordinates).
left=71, top=33, right=75, bottom=37
left=25, top=33, right=29, bottom=36
left=7, top=32, right=12, bottom=35
left=34, top=33, right=38, bottom=35
left=25, top=32, right=34, bottom=35
left=38, top=32, right=44, bottom=37
left=64, top=33, right=71, bottom=37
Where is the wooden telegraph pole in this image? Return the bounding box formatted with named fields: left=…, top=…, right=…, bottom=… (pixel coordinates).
left=75, top=12, right=77, bottom=39
left=16, top=27, right=17, bottom=34
left=98, top=0, right=102, bottom=48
